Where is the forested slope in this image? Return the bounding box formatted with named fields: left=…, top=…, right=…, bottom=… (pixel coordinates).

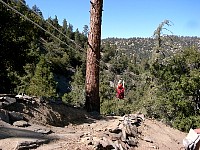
left=0, top=0, right=88, bottom=100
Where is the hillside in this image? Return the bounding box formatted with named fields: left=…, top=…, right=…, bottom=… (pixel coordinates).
left=0, top=95, right=187, bottom=150
left=102, top=36, right=200, bottom=61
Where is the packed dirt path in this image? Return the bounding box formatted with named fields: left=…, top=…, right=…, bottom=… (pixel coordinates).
left=34, top=117, right=187, bottom=150
left=0, top=116, right=187, bottom=150
left=0, top=96, right=187, bottom=150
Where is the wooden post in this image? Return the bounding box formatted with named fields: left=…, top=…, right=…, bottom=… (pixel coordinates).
left=85, top=0, right=103, bottom=113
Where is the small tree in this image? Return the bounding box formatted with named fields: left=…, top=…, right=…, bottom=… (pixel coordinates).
left=151, top=20, right=173, bottom=64
left=62, top=67, right=85, bottom=107
left=26, top=56, right=57, bottom=97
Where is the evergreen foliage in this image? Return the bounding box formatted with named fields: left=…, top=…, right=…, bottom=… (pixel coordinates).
left=26, top=56, right=57, bottom=97
left=0, top=0, right=87, bottom=99
left=101, top=21, right=200, bottom=132
left=62, top=67, right=85, bottom=107
left=145, top=46, right=200, bottom=131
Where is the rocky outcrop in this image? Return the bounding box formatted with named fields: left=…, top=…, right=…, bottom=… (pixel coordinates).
left=80, top=114, right=145, bottom=149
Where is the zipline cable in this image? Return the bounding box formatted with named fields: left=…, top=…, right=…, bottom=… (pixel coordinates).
left=1, top=0, right=126, bottom=100
left=18, top=0, right=84, bottom=52
left=18, top=0, right=102, bottom=66
left=0, top=0, right=103, bottom=70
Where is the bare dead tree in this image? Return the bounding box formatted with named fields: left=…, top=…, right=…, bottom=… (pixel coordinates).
left=85, top=0, right=103, bottom=113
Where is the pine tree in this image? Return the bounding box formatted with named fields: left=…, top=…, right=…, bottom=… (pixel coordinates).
left=62, top=67, right=85, bottom=107
left=85, top=0, right=103, bottom=113
left=26, top=56, right=57, bottom=97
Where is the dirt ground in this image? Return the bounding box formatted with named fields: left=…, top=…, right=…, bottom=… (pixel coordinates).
left=0, top=100, right=187, bottom=150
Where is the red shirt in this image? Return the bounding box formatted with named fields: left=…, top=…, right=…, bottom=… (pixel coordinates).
left=116, top=84, right=125, bottom=99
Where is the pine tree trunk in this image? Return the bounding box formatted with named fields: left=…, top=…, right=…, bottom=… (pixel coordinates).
left=85, top=0, right=103, bottom=113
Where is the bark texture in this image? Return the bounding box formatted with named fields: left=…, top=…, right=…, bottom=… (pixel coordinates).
left=85, top=0, right=103, bottom=112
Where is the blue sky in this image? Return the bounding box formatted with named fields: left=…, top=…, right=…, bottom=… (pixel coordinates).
left=25, top=0, right=200, bottom=39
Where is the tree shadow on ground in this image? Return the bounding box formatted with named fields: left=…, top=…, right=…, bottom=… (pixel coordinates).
left=0, top=126, right=57, bottom=140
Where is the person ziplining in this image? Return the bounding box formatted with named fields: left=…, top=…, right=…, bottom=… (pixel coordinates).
left=116, top=79, right=125, bottom=99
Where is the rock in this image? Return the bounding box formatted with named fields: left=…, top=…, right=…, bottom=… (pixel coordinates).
left=127, top=136, right=137, bottom=146
left=144, top=136, right=153, bottom=143
left=22, top=94, right=33, bottom=100
left=109, top=132, right=122, bottom=141
left=103, top=137, right=117, bottom=149
left=15, top=94, right=33, bottom=103
left=15, top=94, right=24, bottom=99
left=98, top=139, right=114, bottom=149
left=3, top=96, right=16, bottom=105
left=16, top=139, right=49, bottom=150
left=0, top=96, right=16, bottom=108
left=34, top=128, right=52, bottom=134
left=0, top=109, right=9, bottom=123
left=9, top=111, right=24, bottom=122
left=109, top=126, right=122, bottom=134
left=121, top=127, right=127, bottom=142
left=125, top=123, right=138, bottom=137
left=13, top=120, right=29, bottom=127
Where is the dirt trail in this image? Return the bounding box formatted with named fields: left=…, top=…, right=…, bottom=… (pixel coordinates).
left=0, top=99, right=187, bottom=150
left=33, top=116, right=186, bottom=150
